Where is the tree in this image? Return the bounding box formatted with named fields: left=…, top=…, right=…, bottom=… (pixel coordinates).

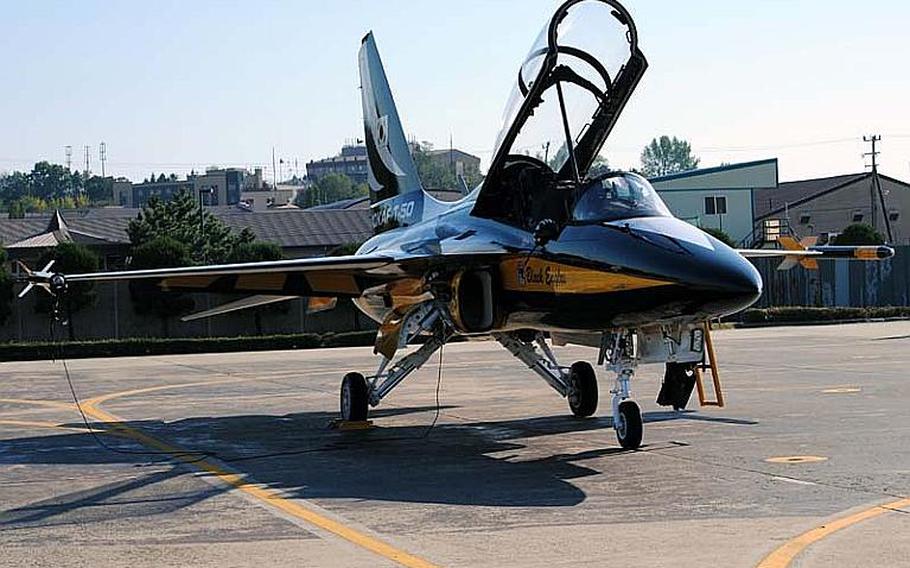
left=701, top=227, right=736, bottom=247
left=0, top=171, right=32, bottom=203
left=328, top=242, right=364, bottom=257
left=295, top=174, right=368, bottom=208
left=34, top=242, right=100, bottom=340
left=0, top=249, right=13, bottom=326
left=411, top=142, right=483, bottom=191
left=588, top=154, right=611, bottom=178
left=129, top=237, right=195, bottom=336
left=228, top=241, right=283, bottom=263
left=84, top=176, right=114, bottom=205
left=227, top=241, right=286, bottom=335
left=833, top=224, right=885, bottom=246
left=0, top=163, right=111, bottom=211
left=127, top=190, right=255, bottom=264
left=640, top=136, right=700, bottom=178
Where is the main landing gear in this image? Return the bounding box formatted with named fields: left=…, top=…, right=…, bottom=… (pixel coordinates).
left=496, top=330, right=642, bottom=449
left=495, top=332, right=599, bottom=418
left=340, top=302, right=452, bottom=422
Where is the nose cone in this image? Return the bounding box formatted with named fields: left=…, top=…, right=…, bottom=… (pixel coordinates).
left=699, top=241, right=763, bottom=317
left=608, top=217, right=763, bottom=318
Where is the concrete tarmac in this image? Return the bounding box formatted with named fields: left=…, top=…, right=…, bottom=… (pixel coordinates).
left=1, top=323, right=909, bottom=567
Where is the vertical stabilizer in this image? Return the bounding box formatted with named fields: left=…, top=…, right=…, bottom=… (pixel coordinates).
left=359, top=32, right=426, bottom=232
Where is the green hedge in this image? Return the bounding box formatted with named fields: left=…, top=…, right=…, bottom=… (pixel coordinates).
left=0, top=330, right=377, bottom=362
left=740, top=307, right=910, bottom=324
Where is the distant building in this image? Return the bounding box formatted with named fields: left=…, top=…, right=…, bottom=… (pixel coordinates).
left=650, top=159, right=779, bottom=245
left=306, top=145, right=369, bottom=184
left=753, top=172, right=910, bottom=245
left=114, top=168, right=265, bottom=208
left=426, top=148, right=482, bottom=184
left=240, top=184, right=299, bottom=211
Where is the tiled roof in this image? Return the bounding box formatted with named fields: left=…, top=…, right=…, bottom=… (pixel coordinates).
left=753, top=173, right=869, bottom=219
left=0, top=207, right=373, bottom=250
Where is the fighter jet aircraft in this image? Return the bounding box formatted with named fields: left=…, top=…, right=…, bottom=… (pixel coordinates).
left=21, top=0, right=893, bottom=449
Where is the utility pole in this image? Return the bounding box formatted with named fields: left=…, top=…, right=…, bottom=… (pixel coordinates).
left=864, top=135, right=893, bottom=242
left=64, top=146, right=72, bottom=171
left=272, top=147, right=278, bottom=189
left=83, top=145, right=91, bottom=175
left=99, top=141, right=107, bottom=178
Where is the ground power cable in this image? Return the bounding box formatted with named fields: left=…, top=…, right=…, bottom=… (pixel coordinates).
left=49, top=299, right=215, bottom=463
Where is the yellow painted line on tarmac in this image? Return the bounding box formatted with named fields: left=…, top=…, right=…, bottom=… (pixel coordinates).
left=0, top=398, right=74, bottom=411
left=765, top=456, right=829, bottom=465
left=73, top=384, right=440, bottom=568
left=756, top=497, right=910, bottom=568
left=0, top=419, right=85, bottom=431
left=821, top=387, right=861, bottom=394
left=85, top=376, right=254, bottom=406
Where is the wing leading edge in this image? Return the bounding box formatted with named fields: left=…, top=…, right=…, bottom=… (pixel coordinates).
left=20, top=254, right=400, bottom=299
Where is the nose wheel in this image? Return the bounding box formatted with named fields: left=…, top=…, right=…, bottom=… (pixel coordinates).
left=341, top=372, right=370, bottom=422
left=615, top=400, right=643, bottom=450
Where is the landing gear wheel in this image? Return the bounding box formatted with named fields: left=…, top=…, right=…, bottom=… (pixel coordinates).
left=615, top=400, right=643, bottom=450
left=340, top=372, right=369, bottom=422
left=567, top=361, right=598, bottom=418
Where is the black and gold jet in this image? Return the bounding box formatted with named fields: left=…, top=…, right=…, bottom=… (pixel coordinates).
left=22, top=0, right=893, bottom=449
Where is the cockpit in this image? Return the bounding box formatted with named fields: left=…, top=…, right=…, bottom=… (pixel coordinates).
left=471, top=0, right=653, bottom=231
left=572, top=173, right=671, bottom=224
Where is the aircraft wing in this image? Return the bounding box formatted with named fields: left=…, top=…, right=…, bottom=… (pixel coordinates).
left=19, top=254, right=408, bottom=300
left=737, top=239, right=894, bottom=271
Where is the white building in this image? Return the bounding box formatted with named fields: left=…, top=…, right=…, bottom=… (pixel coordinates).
left=650, top=159, right=779, bottom=245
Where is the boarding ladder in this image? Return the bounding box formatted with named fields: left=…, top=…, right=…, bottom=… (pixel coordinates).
left=694, top=321, right=725, bottom=407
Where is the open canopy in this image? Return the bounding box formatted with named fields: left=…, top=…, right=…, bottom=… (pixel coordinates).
left=483, top=0, right=647, bottom=190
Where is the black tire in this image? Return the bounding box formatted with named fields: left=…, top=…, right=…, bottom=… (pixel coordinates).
left=340, top=372, right=369, bottom=421
left=615, top=400, right=643, bottom=450
left=568, top=361, right=598, bottom=418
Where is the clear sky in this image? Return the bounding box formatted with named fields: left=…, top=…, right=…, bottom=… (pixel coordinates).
left=1, top=0, right=908, bottom=183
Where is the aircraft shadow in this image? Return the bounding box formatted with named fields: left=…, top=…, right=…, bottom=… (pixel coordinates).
left=0, top=404, right=755, bottom=527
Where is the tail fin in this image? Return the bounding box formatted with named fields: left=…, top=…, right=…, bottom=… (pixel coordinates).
left=359, top=32, right=425, bottom=232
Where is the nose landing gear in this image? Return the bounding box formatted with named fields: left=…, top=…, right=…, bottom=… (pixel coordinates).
left=603, top=331, right=643, bottom=450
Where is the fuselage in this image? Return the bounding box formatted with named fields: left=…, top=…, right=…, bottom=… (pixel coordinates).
left=354, top=187, right=763, bottom=333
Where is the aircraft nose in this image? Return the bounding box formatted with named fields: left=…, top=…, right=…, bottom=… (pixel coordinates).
left=698, top=241, right=763, bottom=317
left=606, top=216, right=763, bottom=317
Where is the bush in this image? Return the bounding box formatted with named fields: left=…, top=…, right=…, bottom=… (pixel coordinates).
left=740, top=307, right=910, bottom=324
left=0, top=330, right=378, bottom=362
left=833, top=224, right=885, bottom=245
left=701, top=227, right=736, bottom=247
